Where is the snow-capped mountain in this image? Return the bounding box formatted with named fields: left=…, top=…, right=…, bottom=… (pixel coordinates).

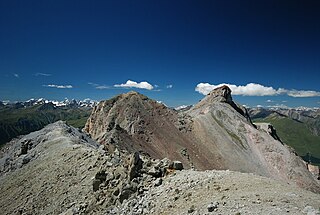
left=0, top=98, right=97, bottom=108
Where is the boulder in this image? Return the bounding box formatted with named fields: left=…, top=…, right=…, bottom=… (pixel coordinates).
left=129, top=152, right=143, bottom=180
left=170, top=161, right=184, bottom=170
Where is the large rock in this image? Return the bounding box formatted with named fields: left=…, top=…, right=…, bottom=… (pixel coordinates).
left=170, top=161, right=184, bottom=170
left=128, top=152, right=143, bottom=180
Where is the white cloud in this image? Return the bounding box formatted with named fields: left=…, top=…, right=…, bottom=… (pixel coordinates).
left=88, top=82, right=97, bottom=86
left=166, top=84, right=173, bottom=89
left=266, top=99, right=274, bottom=103
left=195, top=82, right=320, bottom=98
left=284, top=90, right=320, bottom=98
left=195, top=83, right=277, bottom=96
left=35, top=73, right=51, bottom=76
left=256, top=105, right=263, bottom=108
left=96, top=85, right=109, bottom=89
left=114, top=80, right=154, bottom=90
left=43, top=84, right=73, bottom=89
left=13, top=73, right=19, bottom=78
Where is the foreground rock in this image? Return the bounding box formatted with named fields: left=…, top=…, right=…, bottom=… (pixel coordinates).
left=131, top=170, right=320, bottom=215
left=0, top=121, right=319, bottom=215
left=0, top=122, right=182, bottom=214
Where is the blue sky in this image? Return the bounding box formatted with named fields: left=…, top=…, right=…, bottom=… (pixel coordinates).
left=0, top=0, right=320, bottom=108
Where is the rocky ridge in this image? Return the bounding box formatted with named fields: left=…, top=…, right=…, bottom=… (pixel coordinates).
left=85, top=87, right=320, bottom=192
left=0, top=121, right=185, bottom=214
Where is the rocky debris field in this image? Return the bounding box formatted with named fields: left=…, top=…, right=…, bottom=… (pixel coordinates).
left=0, top=121, right=186, bottom=215
left=129, top=170, right=320, bottom=215
left=0, top=121, right=319, bottom=215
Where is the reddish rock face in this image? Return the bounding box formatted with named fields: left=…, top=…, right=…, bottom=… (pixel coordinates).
left=84, top=88, right=320, bottom=193
left=83, top=91, right=198, bottom=168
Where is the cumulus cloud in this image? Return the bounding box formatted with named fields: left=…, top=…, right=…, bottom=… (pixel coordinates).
left=35, top=73, right=52, bottom=76
left=114, top=80, right=154, bottom=90
left=195, top=83, right=277, bottom=96
left=166, top=84, right=173, bottom=89
left=266, top=99, right=274, bottom=103
left=13, top=73, right=19, bottom=78
left=43, top=84, right=73, bottom=89
left=195, top=82, right=320, bottom=98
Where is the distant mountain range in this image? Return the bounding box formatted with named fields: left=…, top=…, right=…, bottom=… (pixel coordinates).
left=249, top=107, right=320, bottom=166
left=0, top=99, right=95, bottom=145
left=0, top=98, right=97, bottom=108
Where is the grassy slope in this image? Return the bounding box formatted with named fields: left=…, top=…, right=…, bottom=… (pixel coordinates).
left=0, top=105, right=91, bottom=145
left=253, top=116, right=320, bottom=166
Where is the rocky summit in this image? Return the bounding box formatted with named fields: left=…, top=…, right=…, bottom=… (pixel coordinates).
left=0, top=86, right=319, bottom=215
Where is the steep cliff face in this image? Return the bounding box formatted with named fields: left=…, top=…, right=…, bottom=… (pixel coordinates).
left=84, top=88, right=320, bottom=192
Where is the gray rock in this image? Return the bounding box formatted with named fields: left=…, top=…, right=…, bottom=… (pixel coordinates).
left=188, top=205, right=195, bottom=213
left=22, top=155, right=31, bottom=165
left=207, top=201, right=219, bottom=212
left=160, top=158, right=171, bottom=168
left=154, top=178, right=162, bottom=186
left=92, top=179, right=101, bottom=192
left=95, top=170, right=107, bottom=181
left=148, top=167, right=162, bottom=177
left=170, top=161, right=184, bottom=170
left=129, top=152, right=143, bottom=180
left=303, top=206, right=319, bottom=215
left=119, top=189, right=134, bottom=203
left=20, top=140, right=30, bottom=155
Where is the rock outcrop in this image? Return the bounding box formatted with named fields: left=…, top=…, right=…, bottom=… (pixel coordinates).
left=255, top=122, right=282, bottom=142
left=84, top=87, right=320, bottom=193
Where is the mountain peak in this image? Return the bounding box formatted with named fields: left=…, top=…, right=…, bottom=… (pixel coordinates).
left=192, top=85, right=234, bottom=109
left=206, top=85, right=233, bottom=103
left=119, top=91, right=148, bottom=100
left=191, top=85, right=253, bottom=125
left=124, top=91, right=139, bottom=96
